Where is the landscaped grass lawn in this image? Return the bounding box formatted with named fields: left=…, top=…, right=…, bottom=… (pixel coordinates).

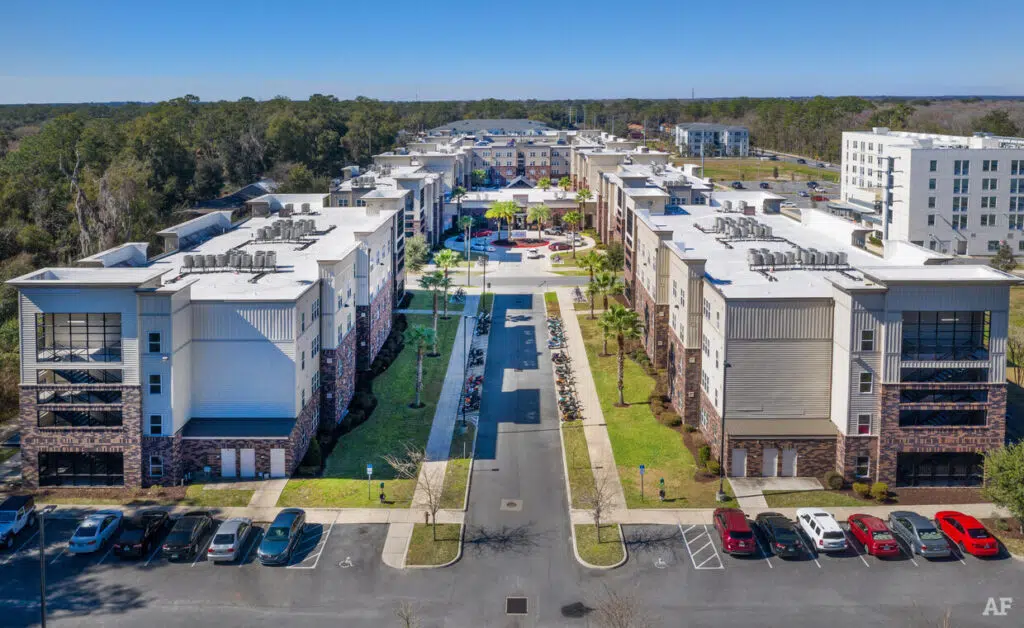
left=440, top=458, right=471, bottom=510
left=544, top=291, right=560, bottom=316
left=182, top=485, right=255, bottom=507
left=278, top=314, right=459, bottom=508
left=562, top=421, right=596, bottom=509
left=552, top=269, right=592, bottom=277
left=762, top=489, right=873, bottom=508
left=674, top=158, right=839, bottom=184
left=574, top=524, right=624, bottom=567
left=479, top=292, right=494, bottom=315
left=406, top=523, right=462, bottom=566
left=33, top=484, right=254, bottom=507
left=577, top=317, right=734, bottom=508
left=405, top=289, right=464, bottom=313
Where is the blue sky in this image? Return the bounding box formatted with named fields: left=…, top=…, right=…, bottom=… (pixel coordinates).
left=2, top=0, right=1021, bottom=103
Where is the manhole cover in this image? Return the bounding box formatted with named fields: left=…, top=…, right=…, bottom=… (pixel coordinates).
left=506, top=597, right=528, bottom=615
left=500, top=499, right=523, bottom=511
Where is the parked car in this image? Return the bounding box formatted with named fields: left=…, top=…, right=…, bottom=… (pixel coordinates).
left=548, top=242, right=571, bottom=251
left=208, top=517, right=254, bottom=563
left=798, top=190, right=810, bottom=197
left=731, top=181, right=744, bottom=190
left=806, top=181, right=818, bottom=188
left=817, top=162, right=827, bottom=168
left=796, top=158, right=807, bottom=164
left=796, top=508, right=847, bottom=553
left=759, top=182, right=771, bottom=189
left=470, top=230, right=492, bottom=237
left=258, top=508, right=306, bottom=565
left=781, top=201, right=797, bottom=208
left=526, top=248, right=543, bottom=260
left=934, top=511, right=999, bottom=557
left=812, top=195, right=829, bottom=202
left=454, top=234, right=465, bottom=242
left=544, top=227, right=563, bottom=235
left=69, top=510, right=123, bottom=554
left=712, top=508, right=756, bottom=555
left=768, top=155, right=779, bottom=161
left=0, top=495, right=36, bottom=550
left=847, top=514, right=900, bottom=558
left=113, top=510, right=168, bottom=559
left=754, top=512, right=803, bottom=558
left=162, top=510, right=214, bottom=561
left=888, top=511, right=951, bottom=558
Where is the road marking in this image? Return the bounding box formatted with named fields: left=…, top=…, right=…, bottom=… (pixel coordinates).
left=50, top=548, right=67, bottom=565
left=755, top=537, right=773, bottom=569
left=0, top=530, right=39, bottom=565
left=287, top=518, right=336, bottom=570
left=192, top=534, right=214, bottom=567
left=845, top=530, right=870, bottom=568
left=97, top=543, right=116, bottom=565
left=678, top=524, right=724, bottom=571
left=144, top=543, right=162, bottom=567
left=240, top=529, right=263, bottom=567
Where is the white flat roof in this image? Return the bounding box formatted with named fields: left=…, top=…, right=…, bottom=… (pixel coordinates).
left=9, top=267, right=166, bottom=287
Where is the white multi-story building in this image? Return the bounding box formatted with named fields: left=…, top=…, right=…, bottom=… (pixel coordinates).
left=674, top=123, right=750, bottom=157
left=9, top=197, right=403, bottom=488
left=840, top=128, right=1024, bottom=256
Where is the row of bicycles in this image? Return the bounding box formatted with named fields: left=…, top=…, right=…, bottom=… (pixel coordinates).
left=552, top=350, right=581, bottom=421
left=572, top=286, right=587, bottom=304
left=468, top=347, right=484, bottom=367
left=476, top=313, right=491, bottom=336
left=449, top=287, right=466, bottom=304
left=547, top=317, right=565, bottom=349
left=462, top=374, right=483, bottom=412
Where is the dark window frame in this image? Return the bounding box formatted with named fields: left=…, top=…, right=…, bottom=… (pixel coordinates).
left=38, top=409, right=122, bottom=428
left=35, top=313, right=122, bottom=363
left=38, top=451, right=124, bottom=486
left=901, top=311, right=990, bottom=361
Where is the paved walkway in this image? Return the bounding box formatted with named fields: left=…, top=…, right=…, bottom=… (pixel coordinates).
left=729, top=477, right=823, bottom=509
left=246, top=477, right=289, bottom=508
left=555, top=287, right=627, bottom=511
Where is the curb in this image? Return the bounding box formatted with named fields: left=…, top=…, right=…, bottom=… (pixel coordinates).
left=405, top=523, right=464, bottom=569
left=570, top=522, right=628, bottom=570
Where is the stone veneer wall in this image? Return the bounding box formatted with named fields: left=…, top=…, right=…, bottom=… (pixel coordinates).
left=320, top=328, right=358, bottom=426
left=735, top=437, right=836, bottom=480
left=19, top=385, right=142, bottom=488
left=667, top=339, right=701, bottom=427
left=699, top=393, right=725, bottom=465
left=141, top=434, right=182, bottom=487
left=357, top=275, right=394, bottom=370
left=876, top=382, right=1006, bottom=485
left=634, top=281, right=669, bottom=369
left=835, top=431, right=879, bottom=484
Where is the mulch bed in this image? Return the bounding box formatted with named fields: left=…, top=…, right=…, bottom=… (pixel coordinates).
left=681, top=430, right=718, bottom=484
left=30, top=486, right=188, bottom=504
left=889, top=487, right=987, bottom=505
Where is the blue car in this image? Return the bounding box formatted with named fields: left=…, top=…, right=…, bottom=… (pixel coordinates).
left=257, top=508, right=306, bottom=565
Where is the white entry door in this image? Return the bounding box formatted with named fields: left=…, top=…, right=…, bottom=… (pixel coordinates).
left=239, top=448, right=256, bottom=478
left=781, top=449, right=798, bottom=477
left=221, top=449, right=237, bottom=479
left=730, top=448, right=747, bottom=478
left=270, top=449, right=286, bottom=478
left=762, top=448, right=779, bottom=477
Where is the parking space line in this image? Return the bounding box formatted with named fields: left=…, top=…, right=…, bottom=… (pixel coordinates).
left=50, top=548, right=67, bottom=565
left=144, top=543, right=162, bottom=567
left=97, top=544, right=116, bottom=565
left=287, top=518, right=336, bottom=570
left=844, top=531, right=870, bottom=568
left=0, top=530, right=39, bottom=565
left=192, top=534, right=214, bottom=567
left=240, top=529, right=263, bottom=567
left=755, top=537, right=773, bottom=569
left=677, top=524, right=724, bottom=571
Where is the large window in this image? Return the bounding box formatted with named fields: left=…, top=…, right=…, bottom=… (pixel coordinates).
left=38, top=409, right=122, bottom=428
left=898, top=409, right=986, bottom=427
left=900, top=389, right=988, bottom=403
left=37, top=389, right=121, bottom=404
left=900, top=367, right=989, bottom=383
left=38, top=452, right=124, bottom=486
left=37, top=369, right=123, bottom=385
left=35, top=313, right=122, bottom=362
left=901, top=311, right=990, bottom=360
left=896, top=452, right=983, bottom=487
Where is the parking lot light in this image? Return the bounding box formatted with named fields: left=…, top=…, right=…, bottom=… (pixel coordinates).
left=38, top=505, right=57, bottom=628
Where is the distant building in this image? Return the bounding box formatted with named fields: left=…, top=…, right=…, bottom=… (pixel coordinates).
left=674, top=123, right=750, bottom=157
left=428, top=118, right=553, bottom=136
left=189, top=180, right=277, bottom=217
left=840, top=127, right=1024, bottom=256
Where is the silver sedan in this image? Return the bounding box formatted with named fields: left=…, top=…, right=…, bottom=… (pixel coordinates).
left=207, top=517, right=253, bottom=563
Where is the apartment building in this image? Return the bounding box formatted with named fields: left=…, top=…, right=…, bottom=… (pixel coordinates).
left=9, top=198, right=403, bottom=488
left=674, top=123, right=750, bottom=157
left=595, top=162, right=710, bottom=244
left=840, top=127, right=1024, bottom=256
left=446, top=188, right=578, bottom=230
left=628, top=198, right=1016, bottom=486
left=572, top=145, right=671, bottom=231
left=330, top=165, right=444, bottom=246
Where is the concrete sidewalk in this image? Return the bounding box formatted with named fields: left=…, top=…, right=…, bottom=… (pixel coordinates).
left=555, top=288, right=627, bottom=511
left=423, top=294, right=479, bottom=461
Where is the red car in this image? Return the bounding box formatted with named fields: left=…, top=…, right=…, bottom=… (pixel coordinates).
left=713, top=508, right=756, bottom=555
left=935, top=511, right=999, bottom=557
left=548, top=242, right=571, bottom=251
left=471, top=229, right=492, bottom=237
left=847, top=514, right=900, bottom=557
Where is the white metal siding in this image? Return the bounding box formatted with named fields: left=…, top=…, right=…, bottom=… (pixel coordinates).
left=726, top=300, right=833, bottom=340
left=190, top=341, right=296, bottom=417
left=726, top=340, right=833, bottom=419
left=191, top=302, right=295, bottom=342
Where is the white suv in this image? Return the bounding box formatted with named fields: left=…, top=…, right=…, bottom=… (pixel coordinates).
left=796, top=508, right=848, bottom=553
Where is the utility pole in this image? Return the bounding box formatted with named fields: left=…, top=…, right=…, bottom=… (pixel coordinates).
left=716, top=363, right=731, bottom=502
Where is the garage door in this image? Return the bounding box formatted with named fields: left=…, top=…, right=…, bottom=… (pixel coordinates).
left=730, top=449, right=747, bottom=478
left=239, top=449, right=256, bottom=479
left=220, top=449, right=236, bottom=479
left=781, top=449, right=798, bottom=477
left=270, top=449, right=286, bottom=478
left=762, top=448, right=779, bottom=477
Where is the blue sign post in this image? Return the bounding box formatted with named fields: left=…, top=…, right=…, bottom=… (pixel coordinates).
left=639, top=464, right=646, bottom=501
left=366, top=463, right=373, bottom=500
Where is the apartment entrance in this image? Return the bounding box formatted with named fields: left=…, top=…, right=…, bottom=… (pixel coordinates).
left=220, top=449, right=236, bottom=479
left=781, top=449, right=798, bottom=477
left=730, top=448, right=747, bottom=477
left=762, top=448, right=779, bottom=477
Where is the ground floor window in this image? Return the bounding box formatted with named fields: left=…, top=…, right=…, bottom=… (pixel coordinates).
left=855, top=456, right=870, bottom=478
left=150, top=455, right=164, bottom=478
left=38, top=451, right=124, bottom=486
left=895, top=452, right=983, bottom=487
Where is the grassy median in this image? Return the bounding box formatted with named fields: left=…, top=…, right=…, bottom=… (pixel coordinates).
left=406, top=523, right=462, bottom=567
left=562, top=421, right=596, bottom=508
left=574, top=524, right=625, bottom=567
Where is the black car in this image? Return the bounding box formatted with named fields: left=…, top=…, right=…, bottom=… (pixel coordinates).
left=796, top=158, right=807, bottom=164
left=162, top=510, right=214, bottom=560
left=257, top=508, right=306, bottom=565
left=806, top=181, right=818, bottom=188
left=755, top=512, right=804, bottom=559
left=759, top=182, right=771, bottom=189
left=731, top=181, right=744, bottom=189
left=113, top=510, right=168, bottom=558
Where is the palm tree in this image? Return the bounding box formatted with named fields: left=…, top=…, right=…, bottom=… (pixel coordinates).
left=575, top=187, right=593, bottom=249
left=597, top=312, right=613, bottom=356
left=418, top=271, right=443, bottom=356
left=527, top=204, right=551, bottom=242
left=563, top=210, right=582, bottom=259
left=451, top=185, right=467, bottom=233
left=558, top=176, right=572, bottom=192
left=594, top=271, right=624, bottom=310
left=586, top=280, right=601, bottom=320
left=404, top=326, right=436, bottom=408
left=600, top=304, right=643, bottom=406
left=433, top=249, right=460, bottom=316
left=577, top=250, right=605, bottom=283
left=537, top=176, right=552, bottom=191
left=485, top=200, right=518, bottom=241
left=436, top=274, right=453, bottom=320
left=458, top=215, right=474, bottom=284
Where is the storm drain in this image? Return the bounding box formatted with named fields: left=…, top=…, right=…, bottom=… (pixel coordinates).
left=506, top=597, right=528, bottom=615
left=500, top=499, right=523, bottom=511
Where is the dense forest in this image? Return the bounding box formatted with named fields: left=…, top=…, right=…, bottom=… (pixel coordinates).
left=0, top=94, right=1022, bottom=419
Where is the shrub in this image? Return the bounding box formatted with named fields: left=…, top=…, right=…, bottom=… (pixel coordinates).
left=301, top=438, right=322, bottom=468
left=657, top=412, right=682, bottom=427
left=698, top=445, right=711, bottom=466
left=824, top=470, right=844, bottom=490
left=852, top=482, right=870, bottom=498
left=706, top=460, right=721, bottom=475
left=994, top=518, right=1010, bottom=532
left=870, top=482, right=889, bottom=502
left=682, top=424, right=697, bottom=433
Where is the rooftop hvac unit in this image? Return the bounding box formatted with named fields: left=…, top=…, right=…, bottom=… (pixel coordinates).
left=715, top=217, right=725, bottom=232
left=738, top=200, right=748, bottom=210
left=301, top=202, right=311, bottom=214
left=266, top=251, right=277, bottom=269
left=285, top=203, right=294, bottom=211
left=746, top=249, right=760, bottom=265
left=752, top=252, right=764, bottom=266
left=799, top=249, right=810, bottom=264
left=241, top=253, right=252, bottom=269
left=254, top=251, right=266, bottom=268
left=183, top=255, right=194, bottom=269
left=205, top=254, right=216, bottom=269
left=723, top=200, right=733, bottom=210
left=785, top=251, right=796, bottom=265
left=764, top=225, right=773, bottom=238
left=838, top=251, right=848, bottom=265
left=216, top=254, right=228, bottom=268
left=731, top=227, right=741, bottom=238
left=827, top=251, right=839, bottom=265
left=229, top=252, right=240, bottom=268
left=272, top=222, right=282, bottom=238
left=194, top=255, right=206, bottom=270
left=772, top=251, right=785, bottom=265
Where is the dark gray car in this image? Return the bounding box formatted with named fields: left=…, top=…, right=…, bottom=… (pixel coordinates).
left=888, top=511, right=951, bottom=558
left=257, top=508, right=305, bottom=565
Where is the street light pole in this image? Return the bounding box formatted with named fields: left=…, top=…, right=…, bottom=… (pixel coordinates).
left=38, top=505, right=55, bottom=628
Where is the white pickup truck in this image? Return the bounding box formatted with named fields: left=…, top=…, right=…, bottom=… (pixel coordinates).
left=0, top=495, right=36, bottom=549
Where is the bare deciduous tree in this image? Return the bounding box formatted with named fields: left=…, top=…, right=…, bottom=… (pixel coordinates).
left=1007, top=331, right=1024, bottom=387
left=383, top=444, right=446, bottom=540
left=578, top=473, right=617, bottom=543
left=593, top=584, right=651, bottom=628
left=393, top=600, right=420, bottom=628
